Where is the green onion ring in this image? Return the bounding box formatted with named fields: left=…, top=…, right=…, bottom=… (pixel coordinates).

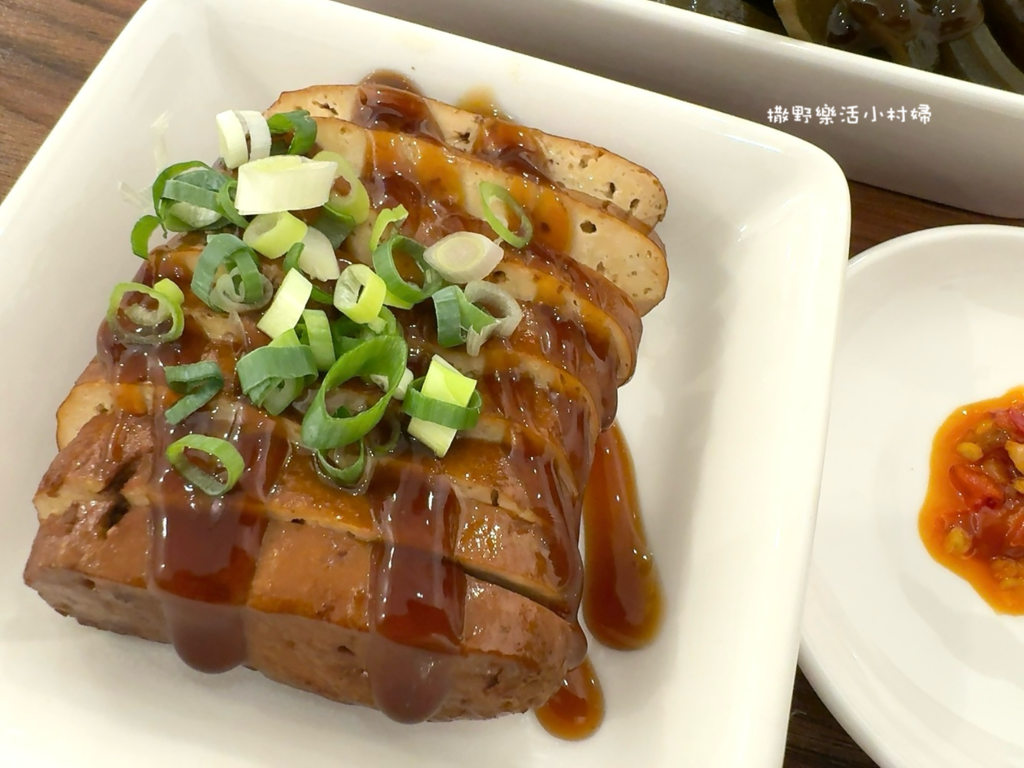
left=151, top=160, right=207, bottom=211
left=368, top=411, right=402, bottom=455
left=371, top=235, right=442, bottom=306
left=479, top=181, right=533, bottom=248
left=106, top=279, right=184, bottom=345
left=164, top=361, right=224, bottom=424
left=215, top=179, right=249, bottom=228
left=314, top=438, right=370, bottom=487
left=368, top=205, right=408, bottom=253
left=165, top=434, right=244, bottom=496
left=131, top=215, right=162, bottom=259
left=282, top=242, right=304, bottom=273
left=402, top=377, right=483, bottom=430
left=236, top=333, right=317, bottom=414
left=300, top=335, right=408, bottom=450
left=192, top=233, right=264, bottom=311
left=299, top=308, right=336, bottom=371
left=266, top=109, right=317, bottom=156
left=314, top=205, right=356, bottom=250
left=431, top=285, right=496, bottom=348
left=156, top=167, right=232, bottom=232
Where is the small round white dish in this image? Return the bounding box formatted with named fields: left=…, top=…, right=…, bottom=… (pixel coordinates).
left=802, top=224, right=1024, bottom=768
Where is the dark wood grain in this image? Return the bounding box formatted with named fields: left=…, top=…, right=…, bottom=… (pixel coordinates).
left=0, top=1, right=1015, bottom=765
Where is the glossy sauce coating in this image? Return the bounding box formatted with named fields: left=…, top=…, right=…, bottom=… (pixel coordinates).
left=94, top=74, right=651, bottom=730
left=920, top=387, right=1024, bottom=613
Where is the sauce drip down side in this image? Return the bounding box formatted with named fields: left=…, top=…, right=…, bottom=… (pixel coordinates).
left=534, top=657, right=605, bottom=740
left=582, top=422, right=664, bottom=649
left=536, top=423, right=664, bottom=739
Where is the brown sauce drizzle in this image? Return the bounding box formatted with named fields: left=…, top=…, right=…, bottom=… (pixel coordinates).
left=582, top=423, right=664, bottom=649
left=475, top=121, right=552, bottom=185
left=535, top=423, right=663, bottom=739
left=534, top=657, right=605, bottom=740
left=354, top=72, right=444, bottom=144
left=456, top=86, right=510, bottom=119
left=365, top=458, right=465, bottom=721
left=92, top=72, right=658, bottom=733
left=148, top=402, right=287, bottom=673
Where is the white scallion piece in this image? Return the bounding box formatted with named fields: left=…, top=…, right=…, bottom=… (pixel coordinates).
left=217, top=110, right=273, bottom=169
left=299, top=226, right=341, bottom=281
left=234, top=156, right=338, bottom=215
left=423, top=232, right=504, bottom=284
left=257, top=268, right=312, bottom=338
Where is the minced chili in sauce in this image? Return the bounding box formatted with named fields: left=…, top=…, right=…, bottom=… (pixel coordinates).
left=920, top=387, right=1024, bottom=613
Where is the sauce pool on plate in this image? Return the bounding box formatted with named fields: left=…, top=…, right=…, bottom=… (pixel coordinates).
left=920, top=387, right=1024, bottom=613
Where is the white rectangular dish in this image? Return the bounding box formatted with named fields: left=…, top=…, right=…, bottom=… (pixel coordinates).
left=347, top=0, right=1024, bottom=219
left=0, top=0, right=848, bottom=766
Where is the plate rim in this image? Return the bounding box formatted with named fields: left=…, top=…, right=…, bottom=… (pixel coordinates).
left=801, top=222, right=1024, bottom=768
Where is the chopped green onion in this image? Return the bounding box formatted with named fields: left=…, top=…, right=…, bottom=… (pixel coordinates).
left=371, top=367, right=413, bottom=400
left=210, top=270, right=273, bottom=314
left=243, top=211, right=308, bottom=259
left=369, top=205, right=408, bottom=252
left=299, top=309, right=335, bottom=370
left=131, top=215, right=162, bottom=259
left=315, top=438, right=370, bottom=487
left=282, top=241, right=304, bottom=273
left=257, top=268, right=312, bottom=338
left=165, top=434, right=244, bottom=496
left=372, top=235, right=442, bottom=306
left=312, top=205, right=356, bottom=249
left=153, top=278, right=185, bottom=307
left=267, top=109, right=317, bottom=156
left=281, top=242, right=333, bottom=305
left=154, top=165, right=237, bottom=233
left=463, top=280, right=523, bottom=355
left=217, top=110, right=271, bottom=169
left=313, top=150, right=370, bottom=225
left=234, top=155, right=337, bottom=215
left=236, top=329, right=317, bottom=415
left=403, top=378, right=482, bottom=430
left=215, top=180, right=249, bottom=228
left=424, top=232, right=504, bottom=284
left=372, top=306, right=402, bottom=337
left=479, top=181, right=532, bottom=248
left=162, top=177, right=220, bottom=211
left=298, top=226, right=340, bottom=281
left=334, top=264, right=386, bottom=325
left=106, top=279, right=184, bottom=345
left=406, top=355, right=479, bottom=457
left=431, top=285, right=496, bottom=348
left=382, top=289, right=414, bottom=310
left=300, top=335, right=408, bottom=450
left=368, top=412, right=402, bottom=455
left=192, top=233, right=265, bottom=312
left=163, top=361, right=224, bottom=424
left=151, top=160, right=207, bottom=211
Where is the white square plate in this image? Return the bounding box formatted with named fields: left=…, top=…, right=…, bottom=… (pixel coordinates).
left=0, top=1, right=849, bottom=766
left=345, top=0, right=1024, bottom=218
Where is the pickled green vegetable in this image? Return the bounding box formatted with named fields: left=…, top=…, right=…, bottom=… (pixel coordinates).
left=658, top=0, right=787, bottom=33
left=984, top=0, right=1024, bottom=71
left=941, top=23, right=1024, bottom=92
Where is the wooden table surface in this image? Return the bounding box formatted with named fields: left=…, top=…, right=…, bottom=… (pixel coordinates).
left=1, top=0, right=1019, bottom=765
